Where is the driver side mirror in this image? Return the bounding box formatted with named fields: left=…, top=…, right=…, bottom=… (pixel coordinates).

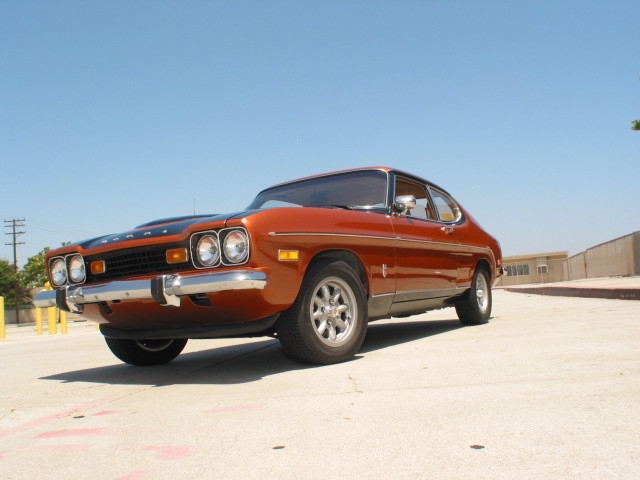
left=393, top=195, right=416, bottom=216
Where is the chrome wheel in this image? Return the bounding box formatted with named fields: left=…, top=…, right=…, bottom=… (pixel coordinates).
left=475, top=272, right=490, bottom=314
left=455, top=268, right=492, bottom=326
left=310, top=277, right=357, bottom=347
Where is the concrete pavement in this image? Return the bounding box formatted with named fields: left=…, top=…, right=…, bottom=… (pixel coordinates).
left=1, top=290, right=639, bottom=479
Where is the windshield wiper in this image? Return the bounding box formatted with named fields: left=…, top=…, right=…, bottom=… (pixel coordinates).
left=306, top=204, right=355, bottom=210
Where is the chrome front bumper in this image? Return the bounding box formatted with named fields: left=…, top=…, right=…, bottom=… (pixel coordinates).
left=33, top=270, right=268, bottom=314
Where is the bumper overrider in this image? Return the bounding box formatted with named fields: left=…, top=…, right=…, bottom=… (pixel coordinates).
left=33, top=269, right=268, bottom=314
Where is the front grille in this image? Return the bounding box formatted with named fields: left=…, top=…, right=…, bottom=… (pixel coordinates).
left=86, top=244, right=188, bottom=283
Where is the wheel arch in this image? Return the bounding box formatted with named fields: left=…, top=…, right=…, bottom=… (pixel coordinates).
left=474, top=257, right=493, bottom=282
left=306, top=249, right=369, bottom=296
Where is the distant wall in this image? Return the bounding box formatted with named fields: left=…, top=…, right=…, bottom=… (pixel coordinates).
left=564, top=231, right=639, bottom=280
left=3, top=307, right=42, bottom=324
left=564, top=252, right=587, bottom=280
left=3, top=307, right=84, bottom=325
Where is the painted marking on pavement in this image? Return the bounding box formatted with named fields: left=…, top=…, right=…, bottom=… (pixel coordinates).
left=115, top=470, right=148, bottom=480
left=144, top=446, right=195, bottom=460
left=35, top=427, right=114, bottom=438
left=0, top=402, right=102, bottom=439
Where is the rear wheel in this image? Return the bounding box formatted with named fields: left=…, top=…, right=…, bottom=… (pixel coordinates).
left=455, top=268, right=492, bottom=325
left=276, top=260, right=367, bottom=364
left=104, top=337, right=188, bottom=366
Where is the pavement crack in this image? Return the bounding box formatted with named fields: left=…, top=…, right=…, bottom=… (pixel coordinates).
left=348, top=373, right=363, bottom=394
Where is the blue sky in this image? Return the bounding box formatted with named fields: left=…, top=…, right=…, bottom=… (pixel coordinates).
left=1, top=0, right=638, bottom=267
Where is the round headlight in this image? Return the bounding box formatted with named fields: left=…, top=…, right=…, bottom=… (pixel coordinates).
left=68, top=255, right=86, bottom=284
left=223, top=230, right=249, bottom=264
left=196, top=235, right=220, bottom=267
left=50, top=258, right=67, bottom=287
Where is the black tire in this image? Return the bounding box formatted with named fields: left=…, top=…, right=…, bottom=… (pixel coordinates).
left=104, top=337, right=188, bottom=366
left=455, top=268, right=492, bottom=325
left=276, top=260, right=368, bottom=365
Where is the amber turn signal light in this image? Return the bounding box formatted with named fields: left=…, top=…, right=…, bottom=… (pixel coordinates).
left=278, top=250, right=299, bottom=261
left=90, top=260, right=106, bottom=275
left=166, top=248, right=188, bottom=264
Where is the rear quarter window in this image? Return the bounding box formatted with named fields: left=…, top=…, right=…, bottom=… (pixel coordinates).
left=429, top=187, right=462, bottom=223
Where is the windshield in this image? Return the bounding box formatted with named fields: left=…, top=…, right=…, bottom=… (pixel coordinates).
left=247, top=170, right=388, bottom=210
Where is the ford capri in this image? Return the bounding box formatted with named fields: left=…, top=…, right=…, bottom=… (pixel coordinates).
left=34, top=167, right=503, bottom=365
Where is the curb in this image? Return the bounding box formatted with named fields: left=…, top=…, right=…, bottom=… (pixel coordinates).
left=502, top=286, right=640, bottom=301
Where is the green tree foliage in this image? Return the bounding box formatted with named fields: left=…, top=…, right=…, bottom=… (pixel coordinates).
left=0, top=258, right=29, bottom=308
left=0, top=259, right=17, bottom=305
left=0, top=247, right=50, bottom=307
left=21, top=247, right=49, bottom=290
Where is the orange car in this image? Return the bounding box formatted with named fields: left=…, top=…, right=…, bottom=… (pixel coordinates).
left=34, top=167, right=502, bottom=365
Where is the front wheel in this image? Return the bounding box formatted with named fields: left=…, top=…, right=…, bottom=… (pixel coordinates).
left=104, top=337, right=188, bottom=366
left=276, top=260, right=368, bottom=365
left=455, top=268, right=492, bottom=325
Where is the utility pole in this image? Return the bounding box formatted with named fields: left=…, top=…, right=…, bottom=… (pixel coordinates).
left=4, top=219, right=26, bottom=324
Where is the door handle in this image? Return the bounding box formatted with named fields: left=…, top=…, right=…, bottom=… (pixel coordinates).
left=441, top=226, right=454, bottom=235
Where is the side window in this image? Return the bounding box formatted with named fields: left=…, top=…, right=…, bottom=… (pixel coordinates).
left=428, top=187, right=462, bottom=223
left=394, top=177, right=435, bottom=220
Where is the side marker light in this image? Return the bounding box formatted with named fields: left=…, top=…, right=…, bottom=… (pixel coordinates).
left=278, top=250, right=299, bottom=261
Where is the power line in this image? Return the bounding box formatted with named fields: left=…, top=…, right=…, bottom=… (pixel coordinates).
left=4, top=218, right=26, bottom=269
left=4, top=218, right=26, bottom=323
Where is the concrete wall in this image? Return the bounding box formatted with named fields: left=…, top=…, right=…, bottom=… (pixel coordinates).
left=564, top=231, right=639, bottom=280
left=2, top=307, right=84, bottom=325
left=2, top=307, right=51, bottom=325
left=564, top=252, right=587, bottom=280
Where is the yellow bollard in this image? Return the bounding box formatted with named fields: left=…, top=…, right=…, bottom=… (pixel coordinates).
left=47, top=306, right=57, bottom=335
left=0, top=297, right=5, bottom=340
left=60, top=310, right=68, bottom=335
left=36, top=308, right=43, bottom=335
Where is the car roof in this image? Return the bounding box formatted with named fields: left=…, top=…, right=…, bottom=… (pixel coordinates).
left=263, top=166, right=445, bottom=195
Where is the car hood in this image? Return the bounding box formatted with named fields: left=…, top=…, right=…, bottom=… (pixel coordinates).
left=70, top=211, right=258, bottom=250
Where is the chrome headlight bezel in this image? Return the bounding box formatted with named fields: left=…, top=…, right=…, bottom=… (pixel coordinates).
left=190, top=227, right=250, bottom=269
left=221, top=229, right=250, bottom=265
left=67, top=254, right=86, bottom=284
left=195, top=233, right=221, bottom=268
left=49, top=257, right=68, bottom=287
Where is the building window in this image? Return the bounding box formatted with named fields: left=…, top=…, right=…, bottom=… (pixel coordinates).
left=506, top=264, right=530, bottom=276
left=535, top=257, right=548, bottom=275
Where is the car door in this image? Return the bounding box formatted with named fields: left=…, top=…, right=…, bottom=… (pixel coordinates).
left=390, top=176, right=459, bottom=301
left=427, top=185, right=473, bottom=285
